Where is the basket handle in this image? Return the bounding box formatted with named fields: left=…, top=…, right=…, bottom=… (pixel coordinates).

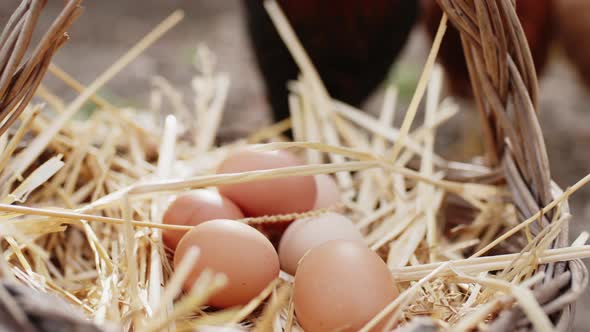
left=437, top=0, right=552, bottom=209
left=0, top=0, right=83, bottom=137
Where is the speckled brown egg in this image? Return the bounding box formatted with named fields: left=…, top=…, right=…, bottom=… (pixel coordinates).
left=162, top=190, right=244, bottom=250
left=293, top=240, right=398, bottom=331
left=174, top=219, right=279, bottom=308
left=217, top=149, right=316, bottom=217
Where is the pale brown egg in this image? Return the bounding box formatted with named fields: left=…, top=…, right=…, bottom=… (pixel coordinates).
left=162, top=190, right=244, bottom=250
left=313, top=174, right=341, bottom=209
left=217, top=149, right=316, bottom=217
left=293, top=240, right=398, bottom=332
left=174, top=219, right=279, bottom=308
left=278, top=212, right=363, bottom=274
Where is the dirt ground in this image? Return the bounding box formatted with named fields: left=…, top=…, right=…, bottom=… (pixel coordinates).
left=2, top=0, right=590, bottom=330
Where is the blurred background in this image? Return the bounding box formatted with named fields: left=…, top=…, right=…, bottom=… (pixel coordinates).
left=2, top=1, right=590, bottom=330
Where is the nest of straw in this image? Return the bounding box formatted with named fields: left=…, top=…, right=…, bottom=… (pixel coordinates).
left=0, top=0, right=589, bottom=331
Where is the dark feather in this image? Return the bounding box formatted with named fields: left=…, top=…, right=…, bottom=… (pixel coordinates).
left=244, top=0, right=418, bottom=123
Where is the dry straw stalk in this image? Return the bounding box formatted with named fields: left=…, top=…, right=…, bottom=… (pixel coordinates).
left=0, top=0, right=588, bottom=331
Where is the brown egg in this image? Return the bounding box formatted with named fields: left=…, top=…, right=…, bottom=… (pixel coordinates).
left=174, top=219, right=279, bottom=308
left=217, top=149, right=316, bottom=217
left=293, top=240, right=398, bottom=332
left=278, top=212, right=364, bottom=274
left=313, top=174, right=341, bottom=209
left=258, top=173, right=341, bottom=249
left=162, top=190, right=244, bottom=250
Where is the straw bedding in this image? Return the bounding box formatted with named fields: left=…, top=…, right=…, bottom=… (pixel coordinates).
left=0, top=0, right=589, bottom=331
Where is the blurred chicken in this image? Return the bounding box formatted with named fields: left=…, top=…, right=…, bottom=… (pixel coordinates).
left=244, top=0, right=418, bottom=124
left=555, top=0, right=590, bottom=88
left=421, top=0, right=553, bottom=97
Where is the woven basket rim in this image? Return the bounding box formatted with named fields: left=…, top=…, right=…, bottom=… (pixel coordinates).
left=432, top=0, right=588, bottom=331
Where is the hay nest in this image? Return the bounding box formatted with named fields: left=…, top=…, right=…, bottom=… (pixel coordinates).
left=0, top=0, right=588, bottom=331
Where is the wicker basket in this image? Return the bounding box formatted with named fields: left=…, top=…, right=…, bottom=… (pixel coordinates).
left=0, top=0, right=588, bottom=331
left=0, top=0, right=81, bottom=137
left=422, top=0, right=588, bottom=331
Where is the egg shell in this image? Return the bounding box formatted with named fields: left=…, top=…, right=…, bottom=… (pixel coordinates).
left=174, top=219, right=279, bottom=308
left=162, top=190, right=244, bottom=250
left=278, top=212, right=364, bottom=275
left=293, top=240, right=399, bottom=332
left=217, top=149, right=316, bottom=217
left=313, top=174, right=341, bottom=209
